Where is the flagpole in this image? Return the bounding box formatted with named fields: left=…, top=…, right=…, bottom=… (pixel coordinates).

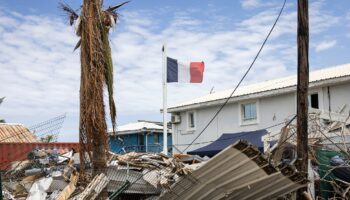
left=162, top=44, right=168, bottom=155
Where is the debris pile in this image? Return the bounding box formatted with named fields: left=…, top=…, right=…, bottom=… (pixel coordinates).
left=266, top=112, right=350, bottom=199
left=1, top=148, right=78, bottom=200
left=1, top=149, right=203, bottom=200
left=7, top=111, right=349, bottom=199
left=106, top=152, right=205, bottom=199
left=159, top=140, right=308, bottom=200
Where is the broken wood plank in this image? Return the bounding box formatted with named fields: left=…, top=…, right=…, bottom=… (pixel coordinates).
left=72, top=173, right=109, bottom=200
left=56, top=172, right=79, bottom=200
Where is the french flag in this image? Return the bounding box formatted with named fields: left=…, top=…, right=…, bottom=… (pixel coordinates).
left=167, top=57, right=205, bottom=83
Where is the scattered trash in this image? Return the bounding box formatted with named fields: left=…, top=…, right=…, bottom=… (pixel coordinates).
left=5, top=114, right=347, bottom=200
left=27, top=177, right=53, bottom=200
left=2, top=148, right=77, bottom=200
left=1, top=148, right=201, bottom=199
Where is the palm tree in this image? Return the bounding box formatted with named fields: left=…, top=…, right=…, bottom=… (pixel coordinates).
left=61, top=1, right=127, bottom=176
left=40, top=134, right=55, bottom=142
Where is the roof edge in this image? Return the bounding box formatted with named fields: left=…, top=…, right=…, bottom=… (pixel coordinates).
left=168, top=76, right=350, bottom=113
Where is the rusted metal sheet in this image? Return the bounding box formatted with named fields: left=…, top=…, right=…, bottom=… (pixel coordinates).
left=0, top=123, right=37, bottom=143
left=0, top=142, right=79, bottom=170
left=159, top=140, right=307, bottom=200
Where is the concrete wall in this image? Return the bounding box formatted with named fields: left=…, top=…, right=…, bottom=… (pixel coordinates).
left=322, top=83, right=350, bottom=114
left=172, top=82, right=350, bottom=154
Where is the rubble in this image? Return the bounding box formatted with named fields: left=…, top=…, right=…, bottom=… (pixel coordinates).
left=71, top=173, right=109, bottom=200
left=27, top=177, right=53, bottom=200
left=0, top=138, right=311, bottom=200
left=159, top=140, right=308, bottom=200
left=106, top=151, right=202, bottom=199
left=1, top=148, right=201, bottom=200
left=265, top=112, right=350, bottom=199
left=1, top=148, right=78, bottom=200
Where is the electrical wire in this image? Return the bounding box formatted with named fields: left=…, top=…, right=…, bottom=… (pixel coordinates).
left=180, top=0, right=287, bottom=153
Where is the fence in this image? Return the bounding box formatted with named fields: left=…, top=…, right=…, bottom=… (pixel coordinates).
left=122, top=144, right=163, bottom=153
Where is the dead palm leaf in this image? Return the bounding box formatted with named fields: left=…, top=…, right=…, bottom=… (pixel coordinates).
left=106, top=1, right=130, bottom=12
left=59, top=1, right=79, bottom=26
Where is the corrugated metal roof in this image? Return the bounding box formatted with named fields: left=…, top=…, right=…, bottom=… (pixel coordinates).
left=159, top=140, right=307, bottom=200
left=169, top=63, right=350, bottom=111
left=109, top=122, right=163, bottom=135
left=106, top=167, right=160, bottom=194
left=0, top=123, right=37, bottom=143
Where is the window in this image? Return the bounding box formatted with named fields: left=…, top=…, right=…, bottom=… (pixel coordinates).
left=241, top=102, right=257, bottom=122
left=138, top=134, right=144, bottom=146
left=153, top=133, right=159, bottom=144
left=310, top=93, right=319, bottom=109
left=187, top=112, right=195, bottom=130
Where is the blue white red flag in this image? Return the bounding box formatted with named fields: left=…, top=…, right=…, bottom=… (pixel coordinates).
left=167, top=57, right=205, bottom=83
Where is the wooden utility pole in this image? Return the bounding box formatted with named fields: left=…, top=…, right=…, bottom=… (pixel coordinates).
left=296, top=0, right=309, bottom=198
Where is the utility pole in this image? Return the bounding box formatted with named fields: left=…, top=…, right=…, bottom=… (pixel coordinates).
left=296, top=0, right=309, bottom=198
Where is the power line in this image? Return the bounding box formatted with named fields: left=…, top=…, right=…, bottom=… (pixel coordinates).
left=180, top=0, right=287, bottom=153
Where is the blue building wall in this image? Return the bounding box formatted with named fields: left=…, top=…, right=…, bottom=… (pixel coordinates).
left=109, top=131, right=172, bottom=154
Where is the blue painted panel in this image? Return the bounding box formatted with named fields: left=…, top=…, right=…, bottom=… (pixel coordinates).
left=109, top=131, right=173, bottom=154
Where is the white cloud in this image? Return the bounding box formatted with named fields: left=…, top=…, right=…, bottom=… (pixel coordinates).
left=315, top=40, right=337, bottom=52
left=241, top=0, right=261, bottom=9
left=309, top=1, right=339, bottom=33
left=0, top=1, right=342, bottom=141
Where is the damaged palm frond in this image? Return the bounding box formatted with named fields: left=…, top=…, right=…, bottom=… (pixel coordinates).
left=60, top=0, right=127, bottom=180
left=106, top=1, right=130, bottom=12
left=73, top=39, right=81, bottom=52
left=101, top=25, right=117, bottom=134
left=59, top=1, right=79, bottom=26
left=103, top=1, right=129, bottom=28
left=60, top=1, right=128, bottom=50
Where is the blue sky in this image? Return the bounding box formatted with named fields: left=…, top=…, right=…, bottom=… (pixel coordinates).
left=0, top=0, right=349, bottom=141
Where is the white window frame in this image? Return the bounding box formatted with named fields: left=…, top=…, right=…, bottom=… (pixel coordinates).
left=309, top=93, right=319, bottom=109
left=239, top=100, right=259, bottom=126
left=308, top=88, right=323, bottom=111
left=186, top=111, right=196, bottom=132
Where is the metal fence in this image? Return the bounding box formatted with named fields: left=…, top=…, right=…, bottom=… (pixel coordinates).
left=123, top=144, right=162, bottom=153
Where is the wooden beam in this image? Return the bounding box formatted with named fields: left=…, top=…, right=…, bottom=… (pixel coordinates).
left=72, top=173, right=109, bottom=200
left=56, top=172, right=79, bottom=200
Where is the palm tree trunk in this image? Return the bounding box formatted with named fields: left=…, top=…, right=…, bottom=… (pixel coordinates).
left=79, top=0, right=108, bottom=176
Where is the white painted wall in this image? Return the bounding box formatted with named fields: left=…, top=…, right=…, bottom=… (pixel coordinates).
left=326, top=83, right=350, bottom=114
left=172, top=82, right=350, bottom=154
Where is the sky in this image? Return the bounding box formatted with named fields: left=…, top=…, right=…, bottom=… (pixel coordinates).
left=0, top=0, right=349, bottom=142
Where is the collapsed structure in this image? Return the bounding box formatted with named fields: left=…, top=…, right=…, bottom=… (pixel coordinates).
left=2, top=111, right=350, bottom=200
left=264, top=112, right=350, bottom=199
left=1, top=140, right=307, bottom=200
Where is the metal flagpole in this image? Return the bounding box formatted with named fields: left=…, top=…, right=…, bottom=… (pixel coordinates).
left=162, top=44, right=168, bottom=155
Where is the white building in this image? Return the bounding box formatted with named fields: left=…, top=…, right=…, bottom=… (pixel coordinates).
left=168, top=63, right=350, bottom=154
